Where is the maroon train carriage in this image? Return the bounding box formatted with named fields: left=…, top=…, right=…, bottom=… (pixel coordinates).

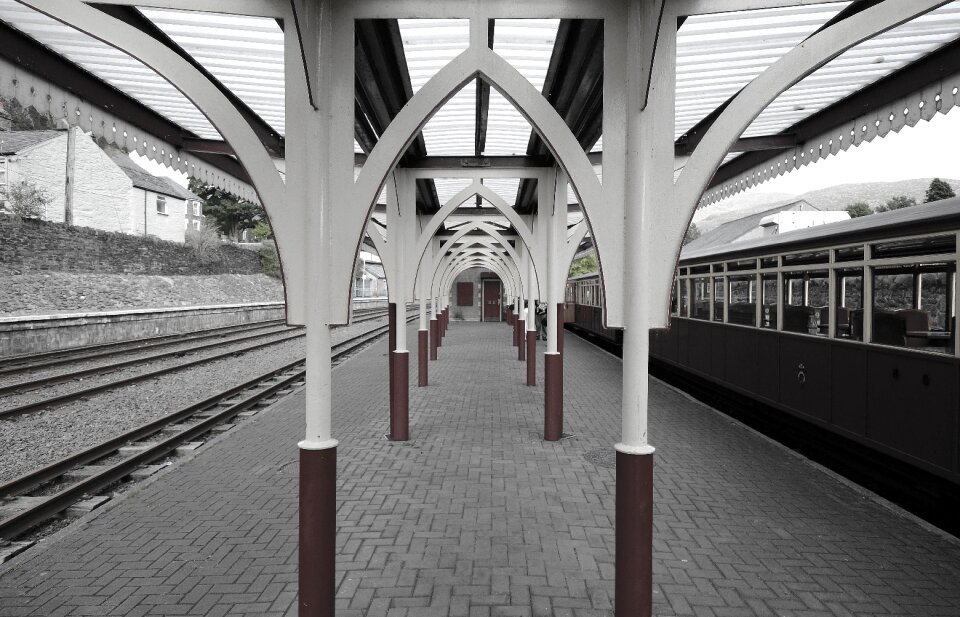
left=568, top=197, right=960, bottom=535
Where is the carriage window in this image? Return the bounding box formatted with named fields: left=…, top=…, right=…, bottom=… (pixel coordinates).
left=836, top=245, right=864, bottom=262
left=761, top=257, right=778, bottom=269
left=836, top=268, right=863, bottom=340
left=761, top=275, right=777, bottom=329
left=692, top=277, right=710, bottom=320
left=782, top=271, right=828, bottom=335
left=713, top=277, right=725, bottom=322
left=679, top=279, right=689, bottom=318
left=873, top=235, right=955, bottom=259
left=728, top=276, right=756, bottom=326
left=872, top=264, right=955, bottom=353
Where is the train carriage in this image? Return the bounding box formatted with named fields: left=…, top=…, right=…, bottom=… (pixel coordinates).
left=567, top=197, right=960, bottom=533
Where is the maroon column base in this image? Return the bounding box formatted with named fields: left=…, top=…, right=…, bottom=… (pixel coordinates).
left=526, top=331, right=536, bottom=386
left=517, top=320, right=526, bottom=361
left=557, top=303, right=565, bottom=356
left=299, top=446, right=336, bottom=617
left=388, top=303, right=396, bottom=393
left=442, top=308, right=448, bottom=334
left=544, top=352, right=563, bottom=440
left=512, top=316, right=519, bottom=346
left=389, top=351, right=409, bottom=441
left=430, top=319, right=439, bottom=360
left=506, top=309, right=513, bottom=325
left=615, top=450, right=654, bottom=617
left=418, top=330, right=428, bottom=387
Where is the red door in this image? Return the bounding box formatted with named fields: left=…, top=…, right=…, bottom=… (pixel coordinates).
left=483, top=280, right=502, bottom=321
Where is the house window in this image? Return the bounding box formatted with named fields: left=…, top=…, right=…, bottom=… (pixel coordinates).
left=156, top=195, right=167, bottom=215
left=192, top=220, right=200, bottom=230
left=192, top=201, right=201, bottom=216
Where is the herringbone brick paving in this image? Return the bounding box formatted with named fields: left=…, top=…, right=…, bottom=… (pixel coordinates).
left=2, top=321, right=959, bottom=616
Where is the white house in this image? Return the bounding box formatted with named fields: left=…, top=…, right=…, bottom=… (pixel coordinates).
left=0, top=127, right=197, bottom=243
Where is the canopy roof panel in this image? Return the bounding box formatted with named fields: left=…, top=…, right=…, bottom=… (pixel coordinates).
left=0, top=0, right=219, bottom=139
left=139, top=7, right=285, bottom=136
left=0, top=3, right=957, bottom=212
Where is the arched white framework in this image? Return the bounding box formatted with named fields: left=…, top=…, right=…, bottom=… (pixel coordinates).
left=410, top=179, right=536, bottom=299
left=434, top=243, right=522, bottom=301
left=440, top=257, right=516, bottom=304
left=345, top=37, right=606, bottom=325
left=653, top=0, right=951, bottom=327
left=431, top=228, right=534, bottom=300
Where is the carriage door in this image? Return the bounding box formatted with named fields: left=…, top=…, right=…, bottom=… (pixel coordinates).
left=482, top=279, right=502, bottom=322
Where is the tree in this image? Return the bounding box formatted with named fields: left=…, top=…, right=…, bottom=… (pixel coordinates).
left=4, top=180, right=49, bottom=222
left=845, top=202, right=872, bottom=218
left=188, top=177, right=265, bottom=241
left=568, top=252, right=598, bottom=277
left=252, top=219, right=273, bottom=241
left=924, top=178, right=955, bottom=203
left=875, top=195, right=917, bottom=213
left=682, top=222, right=701, bottom=245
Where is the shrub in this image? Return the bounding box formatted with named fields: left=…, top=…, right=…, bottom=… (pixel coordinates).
left=259, top=242, right=282, bottom=278
left=185, top=219, right=222, bottom=263
left=5, top=180, right=49, bottom=222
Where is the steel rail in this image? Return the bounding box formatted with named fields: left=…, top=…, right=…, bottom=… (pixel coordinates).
left=0, top=308, right=415, bottom=419
left=0, top=330, right=305, bottom=420
left=0, top=315, right=414, bottom=540
left=0, top=325, right=300, bottom=396
left=0, top=319, right=287, bottom=372
left=0, top=306, right=390, bottom=374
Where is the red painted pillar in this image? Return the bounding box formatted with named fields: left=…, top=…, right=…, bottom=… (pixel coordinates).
left=299, top=446, right=336, bottom=617
left=390, top=351, right=409, bottom=441
left=418, top=330, right=428, bottom=386
left=616, top=450, right=654, bottom=617
left=513, top=315, right=520, bottom=347
left=443, top=308, right=449, bottom=333
left=430, top=319, right=439, bottom=360
left=544, top=352, right=562, bottom=440
left=526, top=331, right=536, bottom=386
left=517, top=320, right=525, bottom=361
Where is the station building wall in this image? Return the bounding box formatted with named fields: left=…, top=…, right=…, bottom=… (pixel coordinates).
left=449, top=267, right=486, bottom=321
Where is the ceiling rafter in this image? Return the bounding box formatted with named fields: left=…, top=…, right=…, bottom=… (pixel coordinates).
left=515, top=19, right=603, bottom=214
left=355, top=19, right=440, bottom=214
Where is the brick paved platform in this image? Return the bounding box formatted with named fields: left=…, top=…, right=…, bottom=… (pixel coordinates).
left=2, top=321, right=959, bottom=616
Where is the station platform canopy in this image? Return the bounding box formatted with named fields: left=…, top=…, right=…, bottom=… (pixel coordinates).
left=1, top=1, right=958, bottom=214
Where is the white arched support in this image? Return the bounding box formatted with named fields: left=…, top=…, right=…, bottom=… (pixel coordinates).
left=660, top=0, right=950, bottom=328
left=410, top=177, right=538, bottom=298
left=435, top=246, right=521, bottom=304
left=346, top=29, right=607, bottom=324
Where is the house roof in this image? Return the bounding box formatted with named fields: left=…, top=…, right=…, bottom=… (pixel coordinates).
left=682, top=200, right=820, bottom=254
left=101, top=145, right=198, bottom=201
left=363, top=263, right=386, bottom=279
left=0, top=129, right=62, bottom=155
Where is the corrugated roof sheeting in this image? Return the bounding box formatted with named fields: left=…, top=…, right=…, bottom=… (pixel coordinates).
left=139, top=8, right=285, bottom=136
left=0, top=0, right=219, bottom=139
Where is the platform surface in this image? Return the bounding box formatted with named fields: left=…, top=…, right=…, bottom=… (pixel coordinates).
left=2, top=321, right=959, bottom=616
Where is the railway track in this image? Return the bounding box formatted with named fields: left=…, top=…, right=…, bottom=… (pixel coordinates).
left=0, top=315, right=412, bottom=543
left=0, top=305, right=390, bottom=377
left=0, top=306, right=404, bottom=420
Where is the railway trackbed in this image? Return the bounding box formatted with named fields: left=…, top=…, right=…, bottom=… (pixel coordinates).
left=0, top=316, right=411, bottom=545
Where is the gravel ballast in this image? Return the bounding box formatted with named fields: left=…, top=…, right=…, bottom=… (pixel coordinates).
left=0, top=312, right=412, bottom=484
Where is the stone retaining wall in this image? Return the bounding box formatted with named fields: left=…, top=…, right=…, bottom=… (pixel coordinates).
left=0, top=302, right=286, bottom=357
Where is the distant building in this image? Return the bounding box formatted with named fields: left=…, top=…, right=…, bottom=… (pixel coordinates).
left=684, top=200, right=849, bottom=253
left=354, top=252, right=388, bottom=298
left=0, top=127, right=197, bottom=243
